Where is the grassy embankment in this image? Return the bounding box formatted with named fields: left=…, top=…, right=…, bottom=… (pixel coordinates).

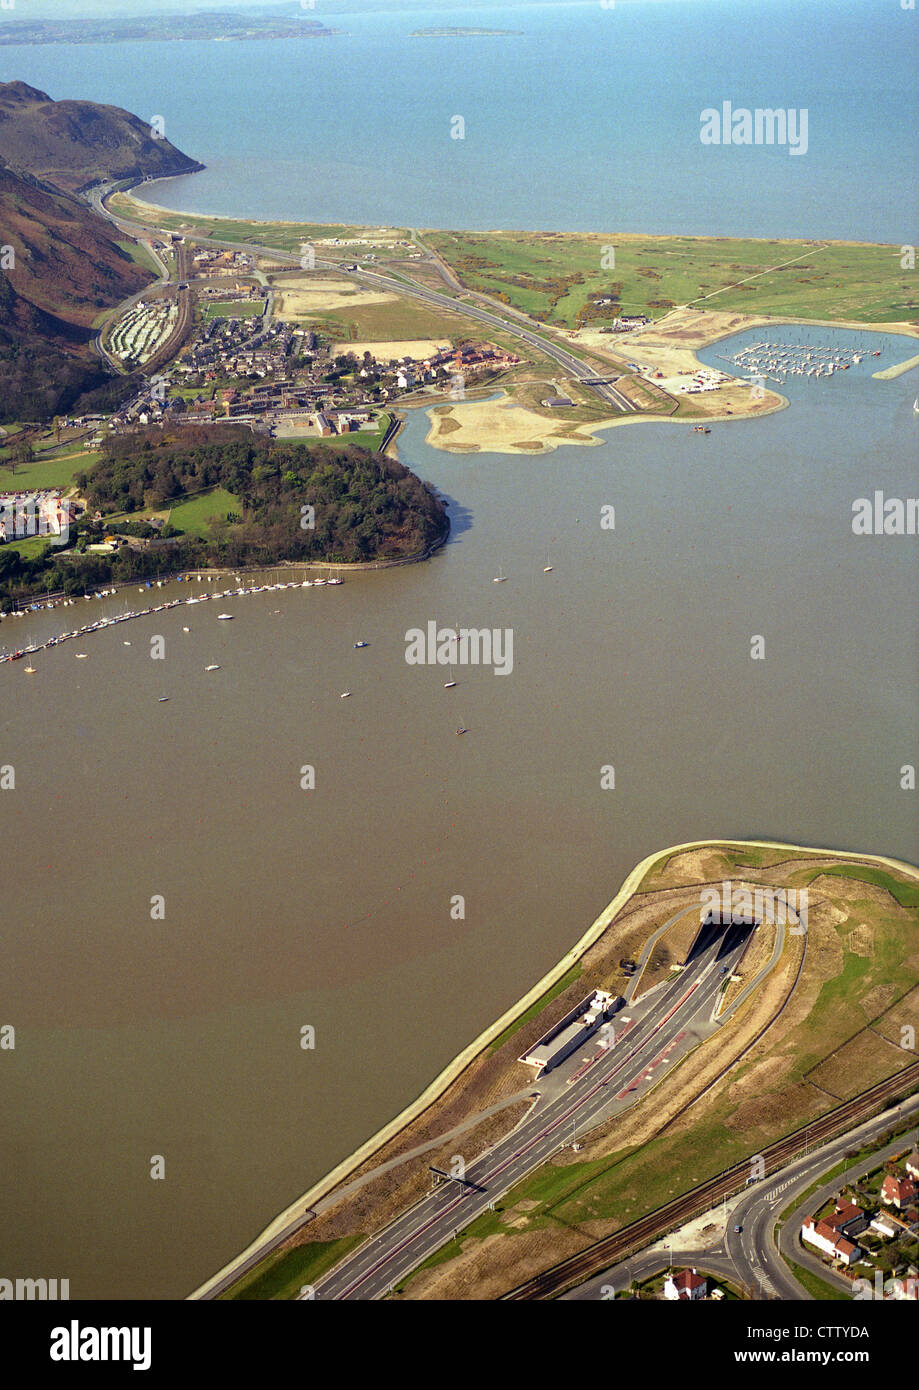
left=423, top=231, right=919, bottom=328
left=393, top=855, right=919, bottom=1296
left=218, top=1234, right=366, bottom=1301
left=786, top=1262, right=851, bottom=1301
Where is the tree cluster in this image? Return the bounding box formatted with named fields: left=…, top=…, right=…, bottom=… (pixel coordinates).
left=1, top=426, right=448, bottom=604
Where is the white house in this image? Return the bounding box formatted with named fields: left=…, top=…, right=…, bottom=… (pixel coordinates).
left=870, top=1212, right=900, bottom=1239
left=664, top=1269, right=707, bottom=1301
left=801, top=1216, right=860, bottom=1265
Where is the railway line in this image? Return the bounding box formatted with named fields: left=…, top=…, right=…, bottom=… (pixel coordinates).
left=86, top=184, right=634, bottom=413
left=501, top=1059, right=919, bottom=1299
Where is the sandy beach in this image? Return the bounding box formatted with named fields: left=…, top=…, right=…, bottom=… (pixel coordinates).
left=424, top=396, right=622, bottom=453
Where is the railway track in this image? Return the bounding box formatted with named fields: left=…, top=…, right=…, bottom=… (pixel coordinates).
left=501, top=1059, right=919, bottom=1299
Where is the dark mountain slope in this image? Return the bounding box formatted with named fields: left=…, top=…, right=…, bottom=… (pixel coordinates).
left=0, top=80, right=204, bottom=194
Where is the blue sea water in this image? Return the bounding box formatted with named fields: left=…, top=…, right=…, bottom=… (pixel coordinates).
left=2, top=0, right=916, bottom=239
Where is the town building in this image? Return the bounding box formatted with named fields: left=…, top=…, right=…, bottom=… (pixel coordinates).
left=663, top=1269, right=707, bottom=1301
left=822, top=1200, right=870, bottom=1239
left=610, top=314, right=652, bottom=333
left=881, top=1174, right=918, bottom=1209
left=801, top=1216, right=860, bottom=1265
left=870, top=1210, right=911, bottom=1239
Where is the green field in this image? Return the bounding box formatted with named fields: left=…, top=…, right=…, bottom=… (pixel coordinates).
left=424, top=231, right=919, bottom=328
left=203, top=300, right=264, bottom=321
left=0, top=450, right=94, bottom=492
left=117, top=238, right=161, bottom=277
left=0, top=535, right=56, bottom=561
left=167, top=487, right=240, bottom=536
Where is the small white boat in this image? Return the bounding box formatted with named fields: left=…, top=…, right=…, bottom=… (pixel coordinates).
left=24, top=664, right=36, bottom=674
left=158, top=696, right=169, bottom=703
left=205, top=664, right=220, bottom=672
left=123, top=641, right=131, bottom=646
left=354, top=641, right=369, bottom=649
left=543, top=565, right=553, bottom=573
left=75, top=653, right=88, bottom=659
left=217, top=613, right=234, bottom=620
left=340, top=690, right=351, bottom=699
left=444, top=679, right=457, bottom=689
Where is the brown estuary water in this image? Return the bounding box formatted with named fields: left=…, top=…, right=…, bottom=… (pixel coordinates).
left=1, top=326, right=917, bottom=1297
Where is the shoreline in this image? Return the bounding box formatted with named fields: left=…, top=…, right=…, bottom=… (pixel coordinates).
left=188, top=835, right=919, bottom=1299
left=109, top=184, right=919, bottom=424
left=419, top=377, right=790, bottom=456
left=115, top=184, right=914, bottom=252
left=0, top=524, right=448, bottom=633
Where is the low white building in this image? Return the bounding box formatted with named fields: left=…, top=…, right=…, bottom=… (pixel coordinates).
left=871, top=1212, right=900, bottom=1239
left=519, top=990, right=618, bottom=1075
left=801, top=1216, right=860, bottom=1265
left=664, top=1269, right=707, bottom=1301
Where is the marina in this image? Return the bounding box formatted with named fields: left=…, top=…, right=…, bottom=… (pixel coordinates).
left=0, top=575, right=344, bottom=666
left=717, top=334, right=878, bottom=386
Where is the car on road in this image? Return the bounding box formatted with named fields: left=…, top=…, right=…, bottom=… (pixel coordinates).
left=733, top=1223, right=743, bottom=1233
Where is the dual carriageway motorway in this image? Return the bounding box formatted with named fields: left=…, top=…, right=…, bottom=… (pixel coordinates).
left=86, top=184, right=636, bottom=414
left=309, top=921, right=754, bottom=1299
